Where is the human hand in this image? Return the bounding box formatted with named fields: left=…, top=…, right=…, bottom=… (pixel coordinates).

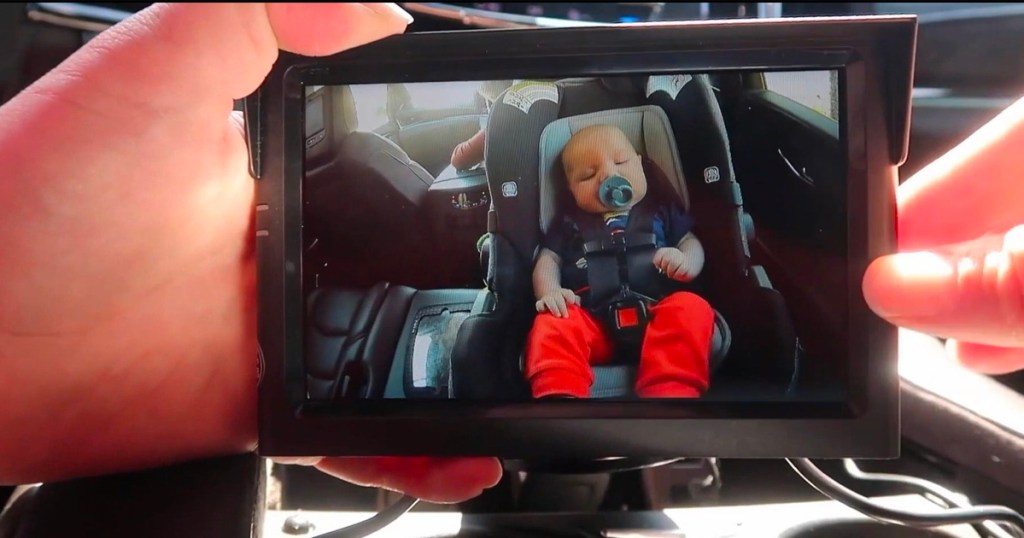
left=0, top=3, right=500, bottom=503
left=536, top=288, right=581, bottom=318
left=654, top=247, right=698, bottom=282
left=862, top=96, right=1024, bottom=375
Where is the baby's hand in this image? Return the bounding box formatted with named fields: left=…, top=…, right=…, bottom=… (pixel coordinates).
left=536, top=289, right=581, bottom=318
left=654, top=247, right=699, bottom=282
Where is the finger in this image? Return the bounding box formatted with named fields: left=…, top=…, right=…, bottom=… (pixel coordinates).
left=544, top=297, right=560, bottom=318
left=15, top=3, right=412, bottom=114
left=316, top=457, right=503, bottom=504
left=670, top=256, right=686, bottom=277
left=267, top=3, right=413, bottom=57
left=897, top=95, right=1024, bottom=251
left=653, top=249, right=666, bottom=268
left=536, top=300, right=545, bottom=313
left=0, top=4, right=412, bottom=187
left=555, top=295, right=568, bottom=318
left=946, top=339, right=1024, bottom=375
left=862, top=224, right=1024, bottom=347
left=271, top=456, right=323, bottom=466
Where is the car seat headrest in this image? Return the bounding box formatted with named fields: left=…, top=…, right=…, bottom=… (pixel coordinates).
left=554, top=77, right=644, bottom=95
left=537, top=105, right=689, bottom=233
left=601, top=77, right=646, bottom=95
left=333, top=85, right=358, bottom=135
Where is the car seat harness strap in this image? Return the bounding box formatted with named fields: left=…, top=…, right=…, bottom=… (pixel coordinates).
left=575, top=201, right=663, bottom=352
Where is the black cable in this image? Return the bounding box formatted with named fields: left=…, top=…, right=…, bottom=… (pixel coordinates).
left=842, top=459, right=1022, bottom=538
left=787, top=458, right=1024, bottom=535
left=311, top=495, right=420, bottom=538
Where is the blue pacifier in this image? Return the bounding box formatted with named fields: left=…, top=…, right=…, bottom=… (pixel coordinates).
left=598, top=175, right=634, bottom=209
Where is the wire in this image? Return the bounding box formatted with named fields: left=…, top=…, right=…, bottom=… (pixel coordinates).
left=786, top=458, right=1024, bottom=535
left=842, top=459, right=1022, bottom=538
left=311, top=495, right=420, bottom=538
left=504, top=457, right=684, bottom=475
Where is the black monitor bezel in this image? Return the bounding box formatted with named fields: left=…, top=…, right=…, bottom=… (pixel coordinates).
left=248, top=16, right=914, bottom=460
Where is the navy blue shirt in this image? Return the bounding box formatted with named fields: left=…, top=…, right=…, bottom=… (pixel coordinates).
left=541, top=201, right=694, bottom=294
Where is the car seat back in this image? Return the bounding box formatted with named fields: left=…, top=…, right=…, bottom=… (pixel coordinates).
left=644, top=75, right=797, bottom=381
left=644, top=75, right=752, bottom=299
left=303, top=86, right=434, bottom=263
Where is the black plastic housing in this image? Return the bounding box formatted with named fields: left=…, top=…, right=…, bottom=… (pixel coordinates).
left=247, top=15, right=915, bottom=460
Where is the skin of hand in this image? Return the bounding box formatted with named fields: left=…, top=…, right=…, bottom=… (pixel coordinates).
left=533, top=249, right=580, bottom=318
left=654, top=232, right=705, bottom=282
left=0, top=3, right=501, bottom=503
left=862, top=95, right=1024, bottom=375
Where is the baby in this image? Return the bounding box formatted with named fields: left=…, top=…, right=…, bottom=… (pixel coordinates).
left=524, top=124, right=716, bottom=399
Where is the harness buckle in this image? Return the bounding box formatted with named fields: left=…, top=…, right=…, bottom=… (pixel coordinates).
left=605, top=286, right=654, bottom=349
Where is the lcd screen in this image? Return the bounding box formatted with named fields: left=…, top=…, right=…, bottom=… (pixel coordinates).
left=299, top=70, right=847, bottom=404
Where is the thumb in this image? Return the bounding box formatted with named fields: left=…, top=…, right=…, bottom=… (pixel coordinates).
left=6, top=3, right=411, bottom=124
left=862, top=224, right=1024, bottom=349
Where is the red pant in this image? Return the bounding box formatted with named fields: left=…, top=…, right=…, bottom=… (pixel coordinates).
left=525, top=291, right=715, bottom=398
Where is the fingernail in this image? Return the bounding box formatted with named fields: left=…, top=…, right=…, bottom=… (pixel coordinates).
left=890, top=251, right=955, bottom=279
left=365, top=3, right=415, bottom=24
left=863, top=251, right=957, bottom=318
left=1006, top=224, right=1024, bottom=253
left=1006, top=225, right=1024, bottom=297
left=271, top=456, right=323, bottom=466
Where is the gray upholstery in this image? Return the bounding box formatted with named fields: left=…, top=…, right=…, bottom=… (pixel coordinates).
left=537, top=106, right=689, bottom=234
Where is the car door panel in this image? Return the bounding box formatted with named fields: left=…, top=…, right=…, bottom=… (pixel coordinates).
left=728, top=88, right=846, bottom=384
left=731, top=90, right=844, bottom=252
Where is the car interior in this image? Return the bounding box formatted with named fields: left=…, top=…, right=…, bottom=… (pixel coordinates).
left=302, top=71, right=837, bottom=405
left=3, top=3, right=1024, bottom=538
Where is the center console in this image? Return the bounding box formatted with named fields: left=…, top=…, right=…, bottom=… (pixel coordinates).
left=382, top=287, right=494, bottom=399
left=425, top=165, right=491, bottom=284
left=366, top=166, right=497, bottom=400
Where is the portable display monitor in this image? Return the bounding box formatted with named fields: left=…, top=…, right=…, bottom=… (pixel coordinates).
left=248, top=15, right=915, bottom=461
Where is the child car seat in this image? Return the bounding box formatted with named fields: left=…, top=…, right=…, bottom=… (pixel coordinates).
left=453, top=76, right=798, bottom=400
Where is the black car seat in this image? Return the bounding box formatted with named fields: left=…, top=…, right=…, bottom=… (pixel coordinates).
left=307, top=281, right=494, bottom=401
left=535, top=105, right=733, bottom=397
left=302, top=85, right=435, bottom=287
left=461, top=76, right=798, bottom=400
left=643, top=75, right=799, bottom=389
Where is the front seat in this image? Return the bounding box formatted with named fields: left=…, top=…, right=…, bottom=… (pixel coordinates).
left=302, top=85, right=435, bottom=278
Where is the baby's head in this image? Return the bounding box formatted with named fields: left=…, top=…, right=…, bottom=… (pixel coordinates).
left=560, top=124, right=648, bottom=214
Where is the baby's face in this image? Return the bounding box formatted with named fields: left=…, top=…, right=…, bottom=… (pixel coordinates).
left=561, top=124, right=647, bottom=214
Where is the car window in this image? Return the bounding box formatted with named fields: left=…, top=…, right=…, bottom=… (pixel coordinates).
left=406, top=81, right=480, bottom=110
left=763, top=70, right=839, bottom=121
left=350, top=84, right=390, bottom=132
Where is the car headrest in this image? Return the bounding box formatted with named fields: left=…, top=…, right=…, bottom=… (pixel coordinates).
left=554, top=77, right=644, bottom=95
left=537, top=105, right=689, bottom=233
left=333, top=85, right=358, bottom=135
